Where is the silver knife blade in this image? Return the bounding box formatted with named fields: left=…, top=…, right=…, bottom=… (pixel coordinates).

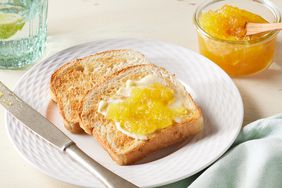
left=0, top=81, right=73, bottom=150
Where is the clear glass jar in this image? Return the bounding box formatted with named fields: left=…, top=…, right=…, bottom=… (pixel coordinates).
left=194, top=0, right=281, bottom=77
left=0, top=0, right=48, bottom=69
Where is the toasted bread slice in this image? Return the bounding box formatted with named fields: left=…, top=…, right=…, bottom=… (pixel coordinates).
left=50, top=49, right=149, bottom=133
left=79, top=64, right=204, bottom=165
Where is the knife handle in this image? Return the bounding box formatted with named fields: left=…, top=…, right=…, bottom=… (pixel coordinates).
left=65, top=144, right=139, bottom=188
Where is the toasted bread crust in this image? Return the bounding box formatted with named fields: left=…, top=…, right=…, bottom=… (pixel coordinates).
left=51, top=61, right=87, bottom=133
left=94, top=109, right=203, bottom=165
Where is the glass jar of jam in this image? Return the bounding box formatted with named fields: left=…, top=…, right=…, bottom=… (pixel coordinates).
left=194, top=0, right=281, bottom=77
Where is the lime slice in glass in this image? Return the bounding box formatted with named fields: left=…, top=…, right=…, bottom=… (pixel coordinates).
left=0, top=13, right=25, bottom=39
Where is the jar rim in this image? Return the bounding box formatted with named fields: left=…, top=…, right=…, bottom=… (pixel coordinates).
left=193, top=0, right=281, bottom=44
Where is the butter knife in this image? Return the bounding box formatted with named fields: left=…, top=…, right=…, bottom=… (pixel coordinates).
left=0, top=81, right=138, bottom=188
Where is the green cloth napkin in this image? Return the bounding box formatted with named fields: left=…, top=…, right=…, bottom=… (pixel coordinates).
left=160, top=114, right=282, bottom=188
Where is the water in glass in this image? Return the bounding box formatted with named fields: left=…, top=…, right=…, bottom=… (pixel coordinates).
left=0, top=0, right=47, bottom=69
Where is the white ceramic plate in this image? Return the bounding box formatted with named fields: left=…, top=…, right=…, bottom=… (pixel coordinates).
left=5, top=39, right=243, bottom=188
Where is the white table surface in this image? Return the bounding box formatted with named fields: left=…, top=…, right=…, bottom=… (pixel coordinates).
left=0, top=0, right=282, bottom=187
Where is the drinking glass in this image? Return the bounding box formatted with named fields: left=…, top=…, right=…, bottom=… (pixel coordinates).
left=0, top=0, right=48, bottom=69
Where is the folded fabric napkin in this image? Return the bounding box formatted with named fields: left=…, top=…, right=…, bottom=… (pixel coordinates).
left=160, top=114, right=282, bottom=188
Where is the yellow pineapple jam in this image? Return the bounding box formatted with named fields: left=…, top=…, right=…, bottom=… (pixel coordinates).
left=197, top=5, right=277, bottom=76
left=106, top=82, right=188, bottom=136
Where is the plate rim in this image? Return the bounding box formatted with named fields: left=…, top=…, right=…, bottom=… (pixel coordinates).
left=5, top=38, right=244, bottom=188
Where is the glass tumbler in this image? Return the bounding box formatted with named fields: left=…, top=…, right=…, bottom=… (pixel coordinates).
left=0, top=0, right=48, bottom=69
